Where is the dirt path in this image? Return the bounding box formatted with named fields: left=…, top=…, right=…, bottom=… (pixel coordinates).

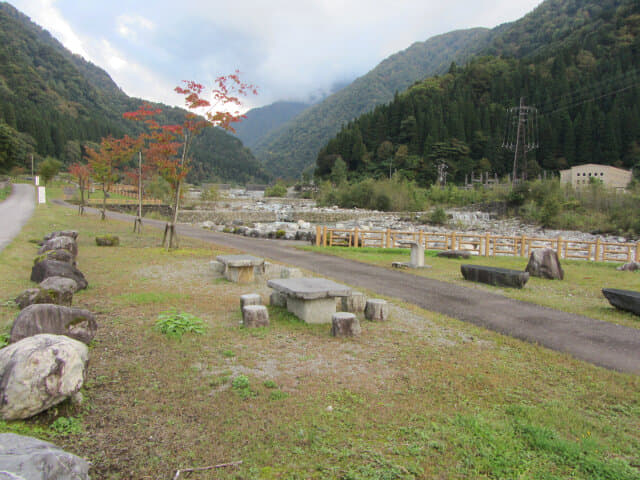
left=54, top=201, right=640, bottom=374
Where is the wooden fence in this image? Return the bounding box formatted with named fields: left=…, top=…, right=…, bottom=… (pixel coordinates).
left=314, top=226, right=639, bottom=263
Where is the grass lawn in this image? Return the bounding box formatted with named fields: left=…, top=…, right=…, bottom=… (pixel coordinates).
left=0, top=194, right=639, bottom=479
left=300, top=246, right=640, bottom=330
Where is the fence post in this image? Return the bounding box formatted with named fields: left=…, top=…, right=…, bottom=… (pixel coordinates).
left=595, top=238, right=601, bottom=262
left=485, top=233, right=490, bottom=256
left=323, top=226, right=328, bottom=247
left=636, top=241, right=640, bottom=262
left=354, top=228, right=359, bottom=248
left=316, top=226, right=321, bottom=247
left=386, top=229, right=391, bottom=248
left=419, top=230, right=424, bottom=249
left=557, top=236, right=563, bottom=259
left=521, top=235, right=527, bottom=257
left=451, top=232, right=457, bottom=251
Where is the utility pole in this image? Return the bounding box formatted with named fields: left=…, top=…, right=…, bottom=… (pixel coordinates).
left=503, top=97, right=538, bottom=184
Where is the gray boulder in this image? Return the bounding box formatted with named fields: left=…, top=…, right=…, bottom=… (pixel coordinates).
left=35, top=249, right=76, bottom=266
left=15, top=277, right=76, bottom=309
left=40, top=276, right=79, bottom=295
left=38, top=236, right=78, bottom=258
left=31, top=260, right=87, bottom=290
left=617, top=261, right=640, bottom=272
left=461, top=265, right=529, bottom=288
left=43, top=230, right=79, bottom=241
left=0, top=334, right=88, bottom=420
left=525, top=248, right=564, bottom=280
left=437, top=250, right=471, bottom=259
left=0, top=433, right=90, bottom=479
left=95, top=235, right=119, bottom=247
left=11, top=304, right=97, bottom=344
left=602, top=288, right=640, bottom=316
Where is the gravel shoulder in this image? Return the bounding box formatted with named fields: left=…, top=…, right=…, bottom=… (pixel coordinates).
left=0, top=184, right=35, bottom=253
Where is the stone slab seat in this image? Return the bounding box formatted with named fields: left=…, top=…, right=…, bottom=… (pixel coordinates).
left=217, top=254, right=264, bottom=283
left=461, top=264, right=529, bottom=289
left=267, top=277, right=351, bottom=324
left=602, top=288, right=640, bottom=316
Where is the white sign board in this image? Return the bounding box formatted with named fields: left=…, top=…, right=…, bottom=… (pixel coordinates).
left=37, top=186, right=46, bottom=204
left=34, top=176, right=40, bottom=186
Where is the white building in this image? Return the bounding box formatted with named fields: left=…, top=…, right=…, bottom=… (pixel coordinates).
left=559, top=163, right=632, bottom=189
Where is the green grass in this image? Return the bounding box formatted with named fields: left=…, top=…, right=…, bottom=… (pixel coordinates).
left=0, top=184, right=10, bottom=201
left=300, top=245, right=640, bottom=329
left=0, top=183, right=638, bottom=479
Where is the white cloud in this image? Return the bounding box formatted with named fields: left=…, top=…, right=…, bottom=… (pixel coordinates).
left=116, top=14, right=154, bottom=42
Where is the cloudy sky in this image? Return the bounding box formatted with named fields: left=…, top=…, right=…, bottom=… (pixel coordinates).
left=11, top=0, right=543, bottom=111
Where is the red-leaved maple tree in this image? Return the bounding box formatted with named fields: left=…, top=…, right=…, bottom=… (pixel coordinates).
left=85, top=135, right=140, bottom=220
left=124, top=72, right=257, bottom=248
left=68, top=162, right=91, bottom=215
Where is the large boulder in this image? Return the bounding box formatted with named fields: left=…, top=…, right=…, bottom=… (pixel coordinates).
left=95, top=235, right=119, bottom=247
left=11, top=304, right=97, bottom=344
left=602, top=288, right=640, bottom=316
left=525, top=248, right=564, bottom=280
left=15, top=277, right=76, bottom=309
left=43, top=230, right=79, bottom=242
left=0, top=334, right=88, bottom=420
left=34, top=249, right=76, bottom=266
left=38, top=236, right=78, bottom=258
left=40, top=276, right=79, bottom=296
left=0, top=433, right=90, bottom=479
left=14, top=289, right=62, bottom=310
left=617, top=261, right=640, bottom=272
left=31, top=260, right=87, bottom=290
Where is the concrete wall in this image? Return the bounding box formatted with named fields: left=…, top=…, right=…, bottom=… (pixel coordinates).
left=560, top=164, right=632, bottom=189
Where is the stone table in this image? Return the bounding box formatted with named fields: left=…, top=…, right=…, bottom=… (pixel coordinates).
left=217, top=254, right=265, bottom=283
left=267, top=277, right=351, bottom=324
left=392, top=241, right=430, bottom=269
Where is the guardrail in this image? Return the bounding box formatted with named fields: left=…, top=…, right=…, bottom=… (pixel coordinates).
left=314, top=226, right=639, bottom=263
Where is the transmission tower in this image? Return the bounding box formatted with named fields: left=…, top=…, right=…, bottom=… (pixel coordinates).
left=502, top=97, right=539, bottom=183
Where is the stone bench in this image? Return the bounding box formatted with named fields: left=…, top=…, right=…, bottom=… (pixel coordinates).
left=461, top=265, right=529, bottom=288
left=217, top=254, right=265, bottom=283
left=437, top=250, right=471, bottom=259
left=267, top=277, right=351, bottom=324
left=602, top=288, right=640, bottom=316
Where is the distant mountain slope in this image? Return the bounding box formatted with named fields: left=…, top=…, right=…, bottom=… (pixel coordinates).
left=252, top=27, right=495, bottom=178
left=234, top=101, right=310, bottom=149
left=0, top=2, right=267, bottom=183
left=315, top=0, right=640, bottom=184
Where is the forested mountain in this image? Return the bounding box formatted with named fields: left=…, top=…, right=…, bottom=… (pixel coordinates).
left=252, top=28, right=495, bottom=179
left=234, top=101, right=310, bottom=149
left=316, top=0, right=640, bottom=185
left=0, top=2, right=268, bottom=183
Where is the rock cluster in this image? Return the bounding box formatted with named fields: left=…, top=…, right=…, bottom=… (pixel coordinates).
left=2, top=229, right=94, bottom=477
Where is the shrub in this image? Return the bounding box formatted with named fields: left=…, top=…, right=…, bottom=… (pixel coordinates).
left=265, top=183, right=287, bottom=197
left=50, top=416, right=83, bottom=436
left=275, top=229, right=286, bottom=239
left=154, top=309, right=206, bottom=339
left=428, top=207, right=448, bottom=225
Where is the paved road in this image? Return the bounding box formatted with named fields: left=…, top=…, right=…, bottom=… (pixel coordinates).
left=0, top=184, right=35, bottom=253
left=55, top=201, right=640, bottom=374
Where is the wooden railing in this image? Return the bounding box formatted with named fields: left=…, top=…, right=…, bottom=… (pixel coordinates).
left=315, top=226, right=639, bottom=263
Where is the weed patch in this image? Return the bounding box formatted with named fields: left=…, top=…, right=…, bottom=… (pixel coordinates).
left=154, top=309, right=206, bottom=339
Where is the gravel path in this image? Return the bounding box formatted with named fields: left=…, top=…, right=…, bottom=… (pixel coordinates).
left=0, top=184, right=35, bottom=253
left=54, top=201, right=640, bottom=374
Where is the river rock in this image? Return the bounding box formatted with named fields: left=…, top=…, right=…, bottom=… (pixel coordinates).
left=35, top=249, right=76, bottom=266
left=40, top=276, right=79, bottom=295
left=95, top=235, right=119, bottom=246
left=14, top=289, right=56, bottom=309
left=10, top=304, right=97, bottom=344
left=31, top=260, right=88, bottom=290
left=617, top=261, right=640, bottom=272
left=38, top=236, right=78, bottom=258
left=0, top=334, right=89, bottom=420
left=0, top=433, right=90, bottom=480
left=437, top=250, right=471, bottom=259
left=43, top=230, right=78, bottom=241
left=602, top=288, right=640, bottom=316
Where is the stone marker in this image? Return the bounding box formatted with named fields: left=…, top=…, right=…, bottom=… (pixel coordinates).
left=0, top=433, right=90, bottom=480
left=525, top=248, right=564, bottom=280
left=240, top=293, right=262, bottom=309
left=331, top=312, right=361, bottom=337
left=43, top=230, right=78, bottom=241
left=364, top=299, right=389, bottom=321
left=602, top=288, right=640, bottom=316
left=461, top=265, right=529, bottom=288
left=270, top=291, right=287, bottom=307
left=242, top=305, right=269, bottom=327
left=38, top=236, right=78, bottom=258
left=11, top=304, right=97, bottom=344
left=95, top=235, right=119, bottom=246
left=31, top=260, right=88, bottom=290
left=341, top=291, right=366, bottom=313
left=617, top=261, right=640, bottom=272
left=0, top=334, right=88, bottom=420
left=437, top=250, right=471, bottom=259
